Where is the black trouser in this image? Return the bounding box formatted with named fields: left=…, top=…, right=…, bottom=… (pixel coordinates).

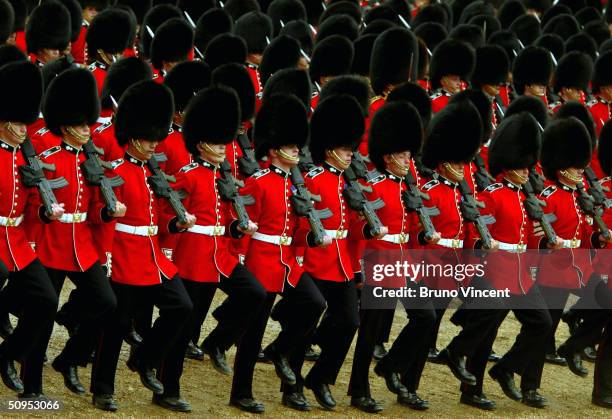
left=429, top=296, right=453, bottom=351
left=594, top=318, right=612, bottom=400
left=160, top=265, right=266, bottom=397
left=47, top=263, right=117, bottom=367
left=90, top=275, right=193, bottom=396
left=0, top=259, right=58, bottom=393
left=494, top=285, right=552, bottom=391
left=376, top=306, right=395, bottom=346
left=231, top=273, right=326, bottom=399
left=349, top=281, right=437, bottom=398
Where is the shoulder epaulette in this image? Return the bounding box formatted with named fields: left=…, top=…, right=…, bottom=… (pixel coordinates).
left=541, top=185, right=557, bottom=198
left=110, top=159, right=124, bottom=169
left=87, top=62, right=97, bottom=71
left=93, top=121, right=112, bottom=134
left=252, top=168, right=270, bottom=179
left=587, top=98, right=599, bottom=107
left=370, top=95, right=384, bottom=105
left=35, top=127, right=49, bottom=136
left=422, top=179, right=440, bottom=191
left=484, top=183, right=503, bottom=193
left=306, top=166, right=324, bottom=178
left=179, top=162, right=198, bottom=173
left=429, top=92, right=442, bottom=100
left=39, top=146, right=61, bottom=159
left=369, top=173, right=386, bottom=184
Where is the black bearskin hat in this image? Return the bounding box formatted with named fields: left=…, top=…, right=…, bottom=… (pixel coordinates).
left=26, top=1, right=71, bottom=53
left=370, top=27, right=419, bottom=95
left=194, top=8, right=233, bottom=54
left=43, top=68, right=100, bottom=135
left=233, top=11, right=272, bottom=55
left=262, top=68, right=311, bottom=109
left=139, top=4, right=182, bottom=59
left=253, top=93, right=308, bottom=160
left=541, top=117, right=592, bottom=179
left=115, top=0, right=152, bottom=24
left=471, top=45, right=509, bottom=87
left=164, top=60, right=211, bottom=112
left=512, top=46, right=553, bottom=94
left=488, top=112, right=541, bottom=177
left=0, top=61, right=42, bottom=124
left=259, top=35, right=300, bottom=86
left=421, top=101, right=482, bottom=168
left=115, top=80, right=174, bottom=144
left=598, top=120, right=612, bottom=175
left=183, top=85, right=240, bottom=152
left=150, top=18, right=193, bottom=70
left=369, top=101, right=423, bottom=172
left=386, top=81, right=432, bottom=126
left=319, top=75, right=370, bottom=116
left=100, top=56, right=153, bottom=110
left=86, top=8, right=133, bottom=56
left=204, top=33, right=246, bottom=70
left=555, top=101, right=596, bottom=148
left=0, top=0, right=15, bottom=44
left=505, top=95, right=549, bottom=129
left=592, top=51, right=612, bottom=92
left=309, top=35, right=353, bottom=82
left=309, top=95, right=364, bottom=164
left=429, top=39, right=475, bottom=90
left=449, top=88, right=493, bottom=143
left=552, top=52, right=593, bottom=93
left=212, top=63, right=255, bottom=122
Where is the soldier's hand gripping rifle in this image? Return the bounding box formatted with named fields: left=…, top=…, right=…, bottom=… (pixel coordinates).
left=401, top=170, right=440, bottom=241
left=457, top=179, right=495, bottom=249
left=289, top=167, right=333, bottom=246
left=81, top=139, right=124, bottom=214
left=576, top=183, right=611, bottom=241
left=235, top=130, right=260, bottom=177
left=473, top=154, right=495, bottom=191
left=342, top=154, right=385, bottom=237
left=521, top=181, right=558, bottom=246
left=19, top=137, right=68, bottom=215
left=146, top=155, right=188, bottom=225
left=217, top=159, right=255, bottom=230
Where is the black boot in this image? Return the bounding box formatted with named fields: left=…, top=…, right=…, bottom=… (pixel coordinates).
left=263, top=344, right=296, bottom=385
left=52, top=357, right=85, bottom=394
left=201, top=338, right=231, bottom=375
left=437, top=347, right=477, bottom=386
left=92, top=394, right=118, bottom=411
left=126, top=352, right=164, bottom=395
left=0, top=353, right=23, bottom=392
left=185, top=341, right=204, bottom=360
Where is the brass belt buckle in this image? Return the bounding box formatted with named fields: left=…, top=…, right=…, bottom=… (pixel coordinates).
left=148, top=226, right=156, bottom=236
left=73, top=213, right=82, bottom=222
left=452, top=239, right=461, bottom=248
left=571, top=238, right=578, bottom=248
left=399, top=233, right=407, bottom=244
left=6, top=217, right=15, bottom=227
left=336, top=229, right=345, bottom=239
left=280, top=234, right=289, bottom=245
left=214, top=225, right=223, bottom=236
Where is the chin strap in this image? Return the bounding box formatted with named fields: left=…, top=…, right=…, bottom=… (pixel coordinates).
left=326, top=150, right=350, bottom=170
left=560, top=169, right=583, bottom=184
left=199, top=142, right=226, bottom=160
left=276, top=148, right=300, bottom=164
left=5, top=122, right=26, bottom=141
left=390, top=154, right=409, bottom=174
left=509, top=170, right=528, bottom=184
left=65, top=126, right=90, bottom=142
left=443, top=162, right=464, bottom=181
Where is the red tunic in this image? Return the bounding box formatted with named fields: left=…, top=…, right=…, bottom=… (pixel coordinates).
left=241, top=165, right=307, bottom=292
left=155, top=126, right=191, bottom=175
left=109, top=154, right=178, bottom=285
left=479, top=181, right=535, bottom=294
left=246, top=63, right=262, bottom=115
left=300, top=163, right=364, bottom=282
left=430, top=90, right=451, bottom=113
left=88, top=61, right=108, bottom=97
left=71, top=23, right=88, bottom=64
left=14, top=31, right=26, bottom=54
left=171, top=160, right=239, bottom=282
left=36, top=143, right=107, bottom=271
left=0, top=141, right=38, bottom=271
left=588, top=96, right=611, bottom=137
left=535, top=184, right=594, bottom=289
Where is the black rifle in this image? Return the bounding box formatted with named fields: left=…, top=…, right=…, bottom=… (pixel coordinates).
left=235, top=130, right=260, bottom=177
left=289, top=167, right=333, bottom=246
left=576, top=183, right=611, bottom=241
left=343, top=164, right=385, bottom=237
left=217, top=159, right=255, bottom=230
left=584, top=167, right=612, bottom=209
left=528, top=166, right=546, bottom=194
left=401, top=170, right=440, bottom=241
left=457, top=179, right=495, bottom=249
left=81, top=139, right=124, bottom=214
left=146, top=155, right=188, bottom=225
left=19, top=137, right=68, bottom=215
left=473, top=154, right=495, bottom=192
left=413, top=156, right=436, bottom=180
left=521, top=181, right=558, bottom=246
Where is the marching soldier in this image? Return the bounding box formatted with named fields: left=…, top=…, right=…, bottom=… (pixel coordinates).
left=231, top=94, right=326, bottom=413
left=480, top=112, right=556, bottom=409
left=428, top=39, right=474, bottom=113
left=549, top=51, right=593, bottom=113
left=37, top=68, right=119, bottom=394
left=72, top=0, right=110, bottom=64
left=169, top=85, right=266, bottom=395
left=511, top=46, right=553, bottom=107
left=348, top=101, right=438, bottom=412
left=85, top=8, right=134, bottom=96
left=25, top=1, right=71, bottom=66
left=90, top=81, right=195, bottom=411
left=0, top=60, right=61, bottom=399
left=149, top=18, right=193, bottom=83
left=284, top=95, right=387, bottom=410
left=309, top=34, right=354, bottom=93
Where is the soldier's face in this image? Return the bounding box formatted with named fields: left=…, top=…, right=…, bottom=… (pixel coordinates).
left=327, top=146, right=353, bottom=170
left=199, top=143, right=227, bottom=165
left=38, top=48, right=61, bottom=63
left=560, top=87, right=583, bottom=102
left=440, top=75, right=461, bottom=94
left=482, top=84, right=500, bottom=97
left=130, top=139, right=159, bottom=161
left=506, top=168, right=529, bottom=185
left=0, top=121, right=27, bottom=147
left=61, top=124, right=91, bottom=148
left=559, top=167, right=584, bottom=186
left=524, top=84, right=546, bottom=97
left=439, top=162, right=464, bottom=182
left=83, top=7, right=99, bottom=24
left=384, top=151, right=411, bottom=177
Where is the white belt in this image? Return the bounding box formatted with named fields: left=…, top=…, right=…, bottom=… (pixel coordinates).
left=497, top=241, right=527, bottom=253
left=59, top=212, right=87, bottom=223
left=561, top=239, right=581, bottom=249
left=252, top=232, right=293, bottom=245
left=187, top=224, right=226, bottom=236
left=438, top=238, right=464, bottom=249
left=115, top=223, right=158, bottom=236
left=380, top=233, right=409, bottom=244
left=324, top=229, right=348, bottom=239
left=0, top=215, right=24, bottom=227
